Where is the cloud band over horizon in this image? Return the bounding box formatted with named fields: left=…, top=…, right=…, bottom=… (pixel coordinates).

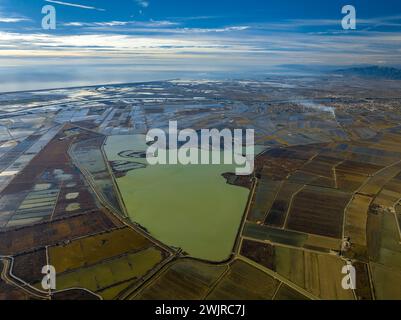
left=0, top=0, right=401, bottom=91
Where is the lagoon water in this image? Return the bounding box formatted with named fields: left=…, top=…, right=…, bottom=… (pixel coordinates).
left=104, top=135, right=249, bottom=262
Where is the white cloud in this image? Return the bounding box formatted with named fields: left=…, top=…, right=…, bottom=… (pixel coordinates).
left=0, top=17, right=29, bottom=23
left=134, top=0, right=149, bottom=8
left=0, top=31, right=259, bottom=59
left=60, top=21, right=250, bottom=34
left=176, top=26, right=250, bottom=33
left=1, top=14, right=401, bottom=69
left=1, top=29, right=401, bottom=68
left=63, top=20, right=179, bottom=28
left=249, top=14, right=401, bottom=31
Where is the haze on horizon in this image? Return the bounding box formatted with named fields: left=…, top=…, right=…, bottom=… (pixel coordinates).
left=0, top=0, right=401, bottom=92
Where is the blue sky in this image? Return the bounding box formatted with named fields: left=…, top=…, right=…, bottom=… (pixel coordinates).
left=1, top=0, right=401, bottom=91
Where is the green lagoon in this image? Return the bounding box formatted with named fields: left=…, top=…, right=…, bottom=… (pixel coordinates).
left=104, top=135, right=249, bottom=262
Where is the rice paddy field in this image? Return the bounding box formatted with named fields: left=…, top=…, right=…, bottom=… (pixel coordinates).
left=133, top=258, right=307, bottom=300
left=48, top=227, right=157, bottom=273
left=240, top=240, right=354, bottom=299
left=239, top=124, right=401, bottom=300
left=71, top=135, right=124, bottom=217
left=286, top=185, right=351, bottom=238
left=247, top=178, right=281, bottom=223
left=2, top=79, right=401, bottom=300
left=368, top=212, right=401, bottom=299
left=55, top=248, right=164, bottom=298
left=0, top=211, right=118, bottom=255
left=207, top=260, right=281, bottom=300
left=264, top=181, right=304, bottom=228
left=343, top=194, right=372, bottom=258
left=47, top=227, right=169, bottom=299
left=133, top=260, right=227, bottom=300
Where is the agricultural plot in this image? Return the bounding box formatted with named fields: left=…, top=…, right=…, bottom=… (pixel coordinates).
left=336, top=172, right=368, bottom=193
left=353, top=262, right=374, bottom=300
left=359, top=162, right=401, bottom=195
left=373, top=173, right=401, bottom=208
left=134, top=258, right=295, bottom=300
left=327, top=135, right=401, bottom=165
left=370, top=262, right=401, bottom=299
left=11, top=249, right=47, bottom=285
left=274, top=284, right=309, bottom=300
left=0, top=211, right=118, bottom=255
left=0, top=135, right=40, bottom=172
left=264, top=182, right=304, bottom=228
left=56, top=247, right=165, bottom=299
left=52, top=289, right=99, bottom=300
left=1, top=79, right=401, bottom=300
left=5, top=187, right=59, bottom=228
left=0, top=125, right=108, bottom=229
left=300, top=155, right=341, bottom=181
left=53, top=184, right=98, bottom=218
left=288, top=170, right=320, bottom=185
left=47, top=227, right=169, bottom=299
left=49, top=227, right=162, bottom=273
left=369, top=212, right=401, bottom=299
left=0, top=261, right=32, bottom=300
left=0, top=193, right=28, bottom=228
left=255, top=146, right=316, bottom=180
left=206, top=260, right=280, bottom=300
left=70, top=135, right=124, bottom=217
left=0, top=132, right=70, bottom=195
left=97, top=102, right=137, bottom=135
left=343, top=194, right=372, bottom=259
left=247, top=178, right=281, bottom=223
left=286, top=185, right=351, bottom=239
left=243, top=222, right=307, bottom=247
left=242, top=223, right=341, bottom=253
left=240, top=239, right=276, bottom=270
left=336, top=160, right=383, bottom=177
left=273, top=245, right=354, bottom=299
left=134, top=260, right=227, bottom=300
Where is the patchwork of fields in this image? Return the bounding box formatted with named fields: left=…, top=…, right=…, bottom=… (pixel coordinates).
left=1, top=78, right=401, bottom=299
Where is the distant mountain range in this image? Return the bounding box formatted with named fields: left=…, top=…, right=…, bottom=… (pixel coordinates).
left=334, top=66, right=401, bottom=80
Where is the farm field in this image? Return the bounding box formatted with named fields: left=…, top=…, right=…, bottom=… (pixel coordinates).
left=0, top=77, right=401, bottom=300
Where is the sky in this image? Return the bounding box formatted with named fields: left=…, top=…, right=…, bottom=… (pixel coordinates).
left=0, top=0, right=401, bottom=91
